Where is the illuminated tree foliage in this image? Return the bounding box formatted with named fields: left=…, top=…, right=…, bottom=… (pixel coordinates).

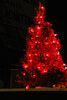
left=15, top=2, right=67, bottom=89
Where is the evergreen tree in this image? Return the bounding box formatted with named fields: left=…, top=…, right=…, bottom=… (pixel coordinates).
left=15, top=2, right=67, bottom=89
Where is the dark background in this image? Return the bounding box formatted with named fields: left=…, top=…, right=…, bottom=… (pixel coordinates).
left=0, top=0, right=67, bottom=88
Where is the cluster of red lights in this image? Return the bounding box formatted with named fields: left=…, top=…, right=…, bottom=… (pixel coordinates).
left=16, top=2, right=67, bottom=89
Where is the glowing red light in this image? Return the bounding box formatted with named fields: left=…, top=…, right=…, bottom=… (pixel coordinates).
left=53, top=40, right=55, bottom=43
left=23, top=64, right=28, bottom=69
left=31, top=37, right=33, bottom=40
left=36, top=35, right=39, bottom=37
left=38, top=26, right=40, bottom=29
left=63, top=63, right=66, bottom=66
left=36, top=25, right=40, bottom=30
left=37, top=66, right=41, bottom=70
left=35, top=41, right=38, bottom=44
left=57, top=52, right=60, bottom=55
left=26, top=85, right=29, bottom=89
left=23, top=73, right=26, bottom=76
left=28, top=27, right=34, bottom=33
left=65, top=67, right=67, bottom=70
left=29, top=59, right=32, bottom=63
left=45, top=42, right=48, bottom=45
left=40, top=16, right=43, bottom=18
left=46, top=54, right=49, bottom=57
left=46, top=22, right=50, bottom=25
left=35, top=86, right=42, bottom=88
left=31, top=28, right=34, bottom=32
left=38, top=21, right=40, bottom=24
left=28, top=54, right=31, bottom=57
left=54, top=34, right=57, bottom=37
left=34, top=53, right=37, bottom=56
left=53, top=84, right=56, bottom=88
left=56, top=48, right=58, bottom=50
left=42, top=69, right=48, bottom=74
left=32, top=74, right=36, bottom=78
left=57, top=41, right=59, bottom=44
left=41, top=6, right=45, bottom=11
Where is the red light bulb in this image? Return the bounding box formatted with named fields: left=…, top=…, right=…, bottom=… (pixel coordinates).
left=32, top=74, right=36, bottom=78
left=24, top=64, right=28, bottom=69
left=46, top=54, right=48, bottom=56
left=54, top=34, right=57, bottom=37
left=45, top=42, right=48, bottom=45
left=57, top=41, right=59, bottom=44
left=36, top=25, right=40, bottom=30
left=31, top=28, right=34, bottom=32
left=28, top=54, right=31, bottom=57
left=63, top=63, right=66, bottom=66
left=35, top=41, right=38, bottom=44
left=53, top=84, right=56, bottom=88
left=37, top=66, right=41, bottom=70
left=53, top=40, right=55, bottom=44
left=57, top=52, right=60, bottom=55
left=45, top=54, right=49, bottom=60
left=23, top=72, right=26, bottom=76
left=65, top=67, right=67, bottom=70
left=29, top=59, right=32, bottom=63
left=42, top=69, right=48, bottom=74
left=36, top=35, right=39, bottom=37
left=34, top=53, right=37, bottom=56
left=56, top=48, right=58, bottom=50
left=40, top=16, right=43, bottom=18
left=26, top=85, right=29, bottom=89
left=28, top=27, right=34, bottom=33
left=38, top=21, right=40, bottom=24
left=37, top=26, right=40, bottom=29
left=41, top=6, right=45, bottom=11
left=31, top=37, right=33, bottom=40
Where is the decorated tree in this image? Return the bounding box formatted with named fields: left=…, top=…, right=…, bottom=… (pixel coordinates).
left=15, top=2, right=67, bottom=89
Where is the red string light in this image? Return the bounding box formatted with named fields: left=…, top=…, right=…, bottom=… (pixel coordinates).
left=41, top=69, right=48, bottom=74
left=37, top=66, right=41, bottom=70
left=23, top=72, right=26, bottom=76
left=23, top=64, right=28, bottom=69
left=29, top=59, right=32, bottom=63
left=26, top=85, right=29, bottom=89
left=28, top=54, right=31, bottom=57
